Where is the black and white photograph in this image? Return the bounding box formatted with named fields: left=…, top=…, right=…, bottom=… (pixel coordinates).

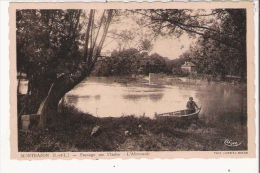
left=10, top=2, right=256, bottom=158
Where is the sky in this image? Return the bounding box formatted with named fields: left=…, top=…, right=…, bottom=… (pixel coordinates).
left=149, top=34, right=194, bottom=59
left=103, top=34, right=194, bottom=60
left=99, top=11, right=196, bottom=60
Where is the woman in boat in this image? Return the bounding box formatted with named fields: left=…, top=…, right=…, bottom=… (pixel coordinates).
left=186, top=97, right=199, bottom=114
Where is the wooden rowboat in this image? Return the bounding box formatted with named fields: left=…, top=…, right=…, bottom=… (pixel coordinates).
left=154, top=107, right=201, bottom=120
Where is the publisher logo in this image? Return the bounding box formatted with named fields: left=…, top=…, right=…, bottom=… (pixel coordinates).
left=224, top=139, right=242, bottom=147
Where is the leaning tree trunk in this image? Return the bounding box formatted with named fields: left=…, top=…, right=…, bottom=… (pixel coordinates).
left=38, top=70, right=89, bottom=127
left=37, top=9, right=114, bottom=127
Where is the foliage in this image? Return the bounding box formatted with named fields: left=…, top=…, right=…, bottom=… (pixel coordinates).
left=17, top=9, right=82, bottom=113
left=17, top=10, right=82, bottom=75
left=132, top=9, right=246, bottom=78
left=17, top=9, right=115, bottom=125
left=178, top=9, right=246, bottom=77
left=92, top=48, right=168, bottom=76
left=16, top=9, right=247, bottom=126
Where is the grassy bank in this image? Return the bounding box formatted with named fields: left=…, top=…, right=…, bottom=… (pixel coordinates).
left=18, top=105, right=247, bottom=152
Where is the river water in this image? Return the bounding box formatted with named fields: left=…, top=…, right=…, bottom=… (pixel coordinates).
left=63, top=77, right=247, bottom=124
left=18, top=77, right=247, bottom=125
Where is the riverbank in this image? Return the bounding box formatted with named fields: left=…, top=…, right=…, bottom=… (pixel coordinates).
left=18, top=75, right=247, bottom=151
left=18, top=105, right=247, bottom=152
left=88, top=75, right=247, bottom=88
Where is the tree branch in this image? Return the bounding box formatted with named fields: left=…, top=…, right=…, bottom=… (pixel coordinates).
left=83, top=10, right=94, bottom=64
left=91, top=10, right=114, bottom=68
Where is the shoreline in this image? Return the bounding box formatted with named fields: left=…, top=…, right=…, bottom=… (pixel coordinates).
left=18, top=105, right=247, bottom=152
left=17, top=74, right=247, bottom=152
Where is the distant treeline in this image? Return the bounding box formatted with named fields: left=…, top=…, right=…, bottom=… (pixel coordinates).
left=92, top=45, right=247, bottom=80
left=91, top=48, right=190, bottom=77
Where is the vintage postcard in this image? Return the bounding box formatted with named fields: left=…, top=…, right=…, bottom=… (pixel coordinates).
left=9, top=1, right=256, bottom=160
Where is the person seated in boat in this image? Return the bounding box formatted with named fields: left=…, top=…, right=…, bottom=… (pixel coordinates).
left=186, top=97, right=199, bottom=114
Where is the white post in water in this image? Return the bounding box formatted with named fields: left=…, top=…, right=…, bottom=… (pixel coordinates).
left=149, top=73, right=154, bottom=85
left=149, top=73, right=151, bottom=85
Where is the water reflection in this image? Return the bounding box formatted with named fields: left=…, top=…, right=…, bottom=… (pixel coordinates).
left=122, top=93, right=164, bottom=103
left=66, top=95, right=79, bottom=105
left=195, top=83, right=247, bottom=125
left=63, top=77, right=247, bottom=123
left=149, top=93, right=164, bottom=102
left=17, top=77, right=247, bottom=126
left=122, top=94, right=145, bottom=101
left=94, top=95, right=101, bottom=100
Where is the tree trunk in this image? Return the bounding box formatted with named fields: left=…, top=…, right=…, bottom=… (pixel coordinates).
left=38, top=69, right=89, bottom=127
left=37, top=9, right=114, bottom=127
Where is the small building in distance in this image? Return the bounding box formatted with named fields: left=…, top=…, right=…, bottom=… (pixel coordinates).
left=181, top=61, right=196, bottom=74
